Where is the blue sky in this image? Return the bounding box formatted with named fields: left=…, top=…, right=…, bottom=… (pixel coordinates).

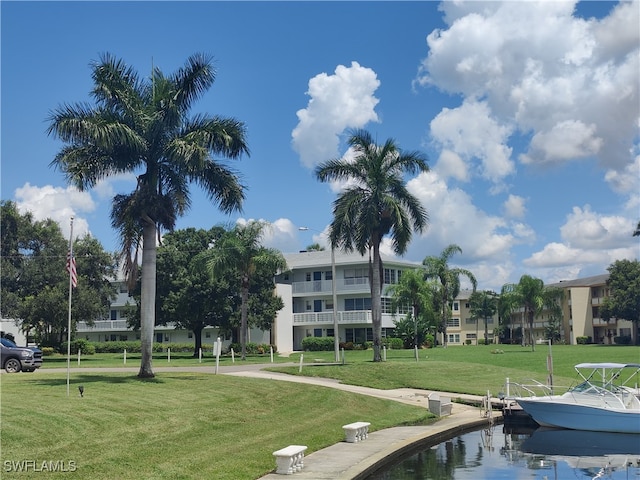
left=2, top=1, right=639, bottom=292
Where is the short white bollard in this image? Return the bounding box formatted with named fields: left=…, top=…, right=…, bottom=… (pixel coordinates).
left=273, top=445, right=307, bottom=475
left=342, top=421, right=371, bottom=443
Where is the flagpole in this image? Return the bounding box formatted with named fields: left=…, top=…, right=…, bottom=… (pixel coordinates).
left=66, top=216, right=74, bottom=397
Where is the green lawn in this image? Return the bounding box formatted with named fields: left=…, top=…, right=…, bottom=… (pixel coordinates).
left=273, top=344, right=640, bottom=395
left=0, top=372, right=430, bottom=479
left=2, top=344, right=638, bottom=479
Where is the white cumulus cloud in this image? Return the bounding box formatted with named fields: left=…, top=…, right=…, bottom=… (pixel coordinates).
left=14, top=183, right=95, bottom=241
left=291, top=61, right=380, bottom=169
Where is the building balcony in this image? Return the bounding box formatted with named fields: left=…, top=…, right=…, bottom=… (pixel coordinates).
left=293, top=310, right=372, bottom=325
left=77, top=320, right=182, bottom=332
left=291, top=278, right=398, bottom=296
left=292, top=278, right=372, bottom=295
left=592, top=317, right=616, bottom=326
left=77, top=320, right=129, bottom=332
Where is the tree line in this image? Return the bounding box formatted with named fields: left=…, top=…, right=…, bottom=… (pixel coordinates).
left=1, top=201, right=285, bottom=360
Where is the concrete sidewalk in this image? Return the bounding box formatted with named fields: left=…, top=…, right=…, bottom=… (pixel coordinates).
left=224, top=370, right=499, bottom=480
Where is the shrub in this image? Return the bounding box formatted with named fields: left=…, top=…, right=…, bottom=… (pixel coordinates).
left=340, top=341, right=355, bottom=351
left=383, top=337, right=404, bottom=349
left=478, top=338, right=486, bottom=345
left=41, top=347, right=56, bottom=356
left=614, top=335, right=632, bottom=345
left=302, top=337, right=335, bottom=352
left=423, top=334, right=435, bottom=348
left=62, top=339, right=95, bottom=355
left=576, top=336, right=590, bottom=345
left=229, top=342, right=275, bottom=355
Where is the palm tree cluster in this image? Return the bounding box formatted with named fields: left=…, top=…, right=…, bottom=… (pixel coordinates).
left=48, top=53, right=249, bottom=377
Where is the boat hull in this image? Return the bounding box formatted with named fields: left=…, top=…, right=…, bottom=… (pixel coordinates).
left=516, top=398, right=640, bottom=434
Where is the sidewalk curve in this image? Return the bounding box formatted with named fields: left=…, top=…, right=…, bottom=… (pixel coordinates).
left=224, top=370, right=500, bottom=480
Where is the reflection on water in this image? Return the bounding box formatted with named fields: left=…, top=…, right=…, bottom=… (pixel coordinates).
left=367, top=426, right=640, bottom=480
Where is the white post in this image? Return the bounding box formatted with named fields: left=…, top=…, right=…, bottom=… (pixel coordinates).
left=167, top=348, right=171, bottom=363
left=270, top=346, right=274, bottom=363
left=215, top=337, right=221, bottom=375
left=231, top=348, right=235, bottom=363
left=199, top=348, right=202, bottom=363
left=77, top=349, right=81, bottom=366
left=299, top=354, right=304, bottom=373
left=341, top=348, right=345, bottom=364
left=66, top=216, right=75, bottom=397
left=506, top=377, right=510, bottom=398
left=124, top=349, right=127, bottom=364
left=414, top=345, right=419, bottom=362
left=383, top=345, right=386, bottom=361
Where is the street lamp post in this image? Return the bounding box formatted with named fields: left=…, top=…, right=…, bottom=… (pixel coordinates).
left=299, top=227, right=340, bottom=362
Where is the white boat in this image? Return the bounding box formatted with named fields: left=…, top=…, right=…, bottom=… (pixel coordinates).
left=514, top=363, right=640, bottom=434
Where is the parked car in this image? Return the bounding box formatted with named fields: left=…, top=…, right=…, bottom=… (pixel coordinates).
left=0, top=337, right=43, bottom=373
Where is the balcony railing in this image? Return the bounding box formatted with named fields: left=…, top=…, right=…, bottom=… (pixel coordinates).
left=292, top=278, right=372, bottom=295
left=77, top=320, right=129, bottom=331
left=293, top=310, right=373, bottom=325
left=77, top=320, right=181, bottom=332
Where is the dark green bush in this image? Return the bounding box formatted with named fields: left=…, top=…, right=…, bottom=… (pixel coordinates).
left=41, top=347, right=56, bottom=356
left=62, top=339, right=96, bottom=355
left=614, top=335, right=632, bottom=345
left=229, top=342, right=275, bottom=355
left=302, top=337, right=335, bottom=351
left=383, top=337, right=404, bottom=349
left=576, top=336, right=591, bottom=345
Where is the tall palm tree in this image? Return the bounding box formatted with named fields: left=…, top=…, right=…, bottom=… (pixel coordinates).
left=201, top=221, right=287, bottom=360
left=423, top=244, right=477, bottom=347
left=315, top=129, right=429, bottom=362
left=501, top=274, right=563, bottom=351
left=47, top=53, right=249, bottom=377
left=469, top=290, right=498, bottom=345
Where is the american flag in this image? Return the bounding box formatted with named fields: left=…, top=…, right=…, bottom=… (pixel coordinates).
left=66, top=250, right=77, bottom=288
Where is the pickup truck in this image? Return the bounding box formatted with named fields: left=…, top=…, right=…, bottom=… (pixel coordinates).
left=0, top=337, right=43, bottom=373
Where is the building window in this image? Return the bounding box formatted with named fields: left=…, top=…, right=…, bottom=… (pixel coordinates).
left=344, top=298, right=371, bottom=311
left=447, top=333, right=460, bottom=344
left=325, top=270, right=332, bottom=280
left=446, top=318, right=460, bottom=328
left=314, top=328, right=322, bottom=337
left=306, top=272, right=311, bottom=281
left=345, top=328, right=373, bottom=343
left=188, top=332, right=193, bottom=339
left=327, top=328, right=335, bottom=337
left=453, top=302, right=459, bottom=311
left=466, top=333, right=476, bottom=340
left=465, top=318, right=476, bottom=325
left=384, top=268, right=396, bottom=285
left=344, top=268, right=367, bottom=285
left=205, top=331, right=211, bottom=338
left=119, top=335, right=128, bottom=341
left=110, top=310, right=117, bottom=321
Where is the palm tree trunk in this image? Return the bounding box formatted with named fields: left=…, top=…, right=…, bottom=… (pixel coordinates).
left=370, top=243, right=383, bottom=362
left=529, top=310, right=535, bottom=352
left=138, top=221, right=156, bottom=378
left=442, top=291, right=448, bottom=348
left=240, top=279, right=249, bottom=360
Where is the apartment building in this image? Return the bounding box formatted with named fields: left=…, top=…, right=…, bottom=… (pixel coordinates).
left=550, top=274, right=636, bottom=345
left=445, top=289, right=498, bottom=346
left=75, top=254, right=635, bottom=350
left=273, top=250, right=417, bottom=351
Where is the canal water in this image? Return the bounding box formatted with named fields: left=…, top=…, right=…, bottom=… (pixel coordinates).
left=367, top=426, right=640, bottom=479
